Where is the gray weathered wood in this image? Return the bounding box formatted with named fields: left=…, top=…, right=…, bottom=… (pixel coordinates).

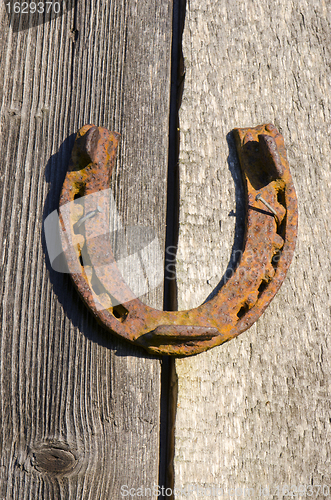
left=0, top=1, right=172, bottom=498
left=174, top=0, right=331, bottom=497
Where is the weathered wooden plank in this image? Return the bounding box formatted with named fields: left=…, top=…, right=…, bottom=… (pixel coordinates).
left=174, top=0, right=331, bottom=496
left=0, top=1, right=172, bottom=498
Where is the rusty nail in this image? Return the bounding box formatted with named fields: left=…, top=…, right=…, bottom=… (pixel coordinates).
left=255, top=194, right=280, bottom=224
left=76, top=206, right=102, bottom=228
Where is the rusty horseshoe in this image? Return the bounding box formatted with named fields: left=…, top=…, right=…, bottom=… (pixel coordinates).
left=58, top=123, right=298, bottom=356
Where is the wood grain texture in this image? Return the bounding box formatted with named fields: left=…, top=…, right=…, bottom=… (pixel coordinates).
left=0, top=1, right=172, bottom=498
left=174, top=0, right=331, bottom=497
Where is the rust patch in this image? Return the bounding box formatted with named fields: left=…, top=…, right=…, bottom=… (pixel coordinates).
left=59, top=124, right=298, bottom=356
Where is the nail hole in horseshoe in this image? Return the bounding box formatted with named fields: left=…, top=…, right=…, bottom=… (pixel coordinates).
left=276, top=187, right=287, bottom=237
left=277, top=187, right=286, bottom=208
left=272, top=249, right=281, bottom=270
left=112, top=304, right=128, bottom=322
left=74, top=185, right=85, bottom=200
left=257, top=279, right=268, bottom=298
left=73, top=186, right=87, bottom=234
left=237, top=303, right=250, bottom=319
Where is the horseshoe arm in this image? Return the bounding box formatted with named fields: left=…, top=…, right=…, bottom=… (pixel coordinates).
left=59, top=123, right=298, bottom=356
